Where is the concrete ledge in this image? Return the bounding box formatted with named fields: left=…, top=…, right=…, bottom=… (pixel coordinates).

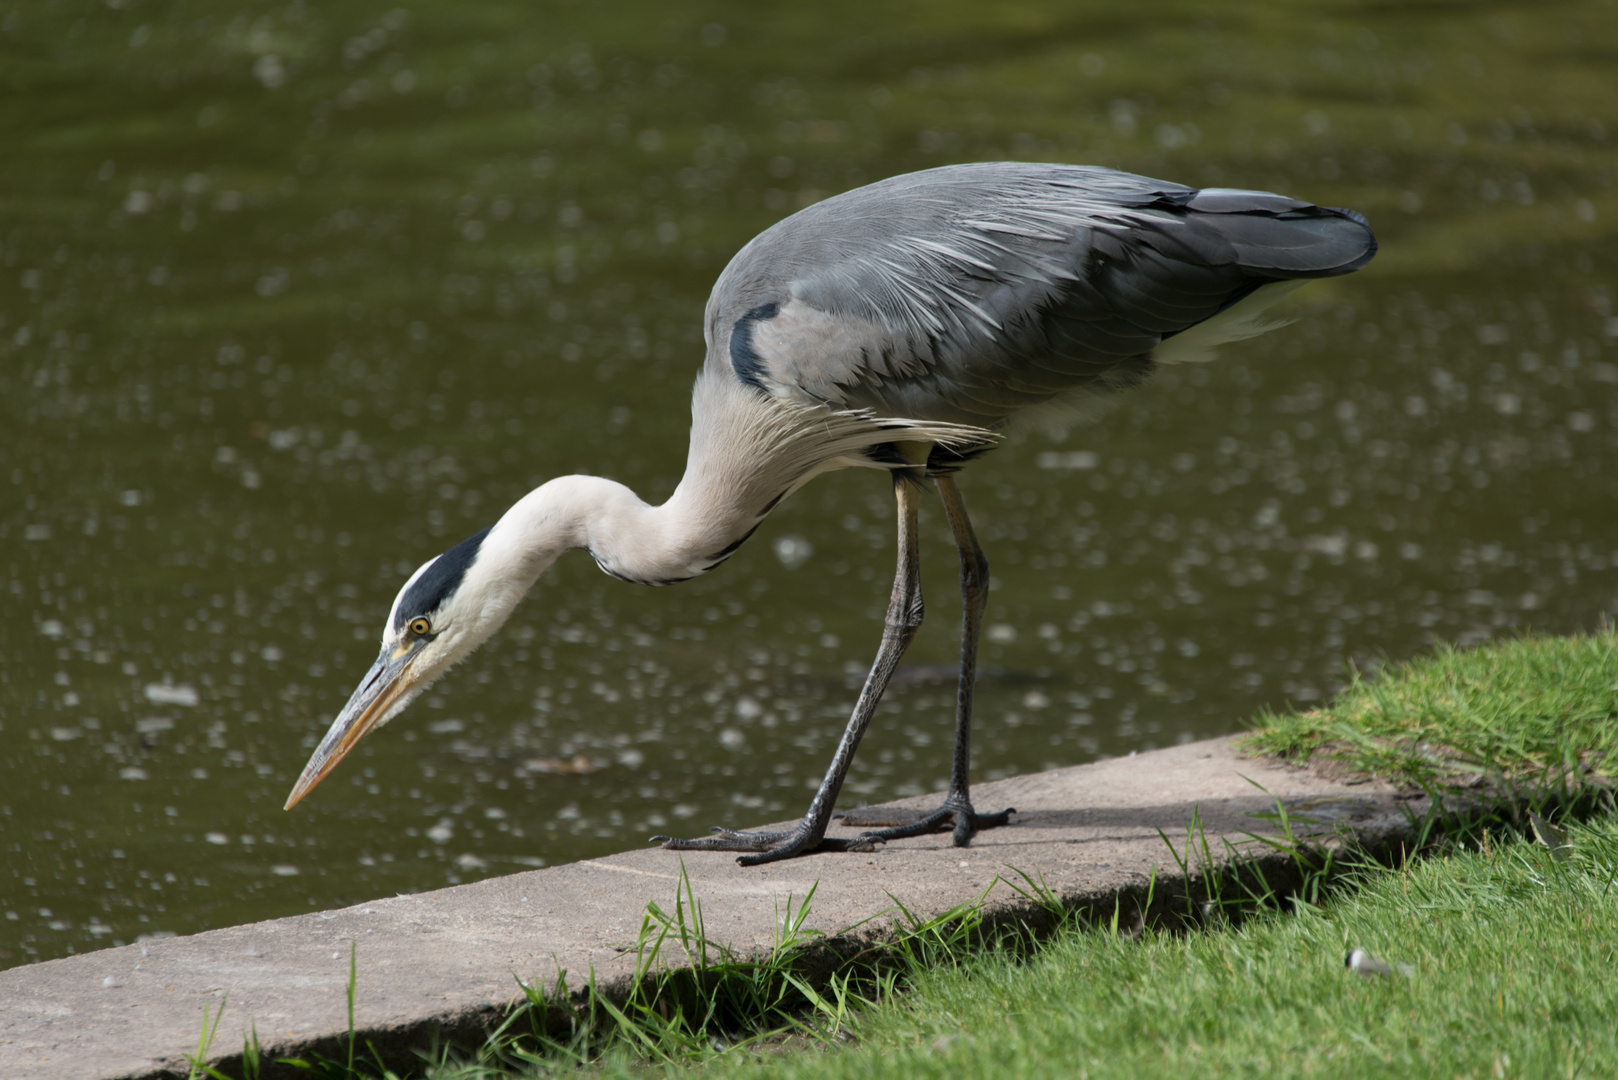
left=0, top=737, right=1425, bottom=1079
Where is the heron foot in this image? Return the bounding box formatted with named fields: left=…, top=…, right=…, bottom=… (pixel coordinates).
left=836, top=801, right=1015, bottom=847
left=650, top=825, right=880, bottom=866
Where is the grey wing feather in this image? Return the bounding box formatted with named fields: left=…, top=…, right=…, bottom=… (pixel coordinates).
left=705, top=162, right=1376, bottom=426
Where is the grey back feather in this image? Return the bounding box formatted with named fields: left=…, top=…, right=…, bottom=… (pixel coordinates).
left=704, top=163, right=1376, bottom=426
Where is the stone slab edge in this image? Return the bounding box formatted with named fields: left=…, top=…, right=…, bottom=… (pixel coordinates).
left=1, top=736, right=1436, bottom=1080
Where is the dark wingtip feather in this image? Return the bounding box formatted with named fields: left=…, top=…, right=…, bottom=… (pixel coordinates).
left=1206, top=204, right=1377, bottom=278
left=1323, top=206, right=1378, bottom=274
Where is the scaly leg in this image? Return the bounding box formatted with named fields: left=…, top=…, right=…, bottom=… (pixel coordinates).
left=836, top=473, right=1014, bottom=845
left=653, top=473, right=927, bottom=865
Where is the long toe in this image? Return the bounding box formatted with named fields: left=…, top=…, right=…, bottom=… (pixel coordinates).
left=651, top=824, right=883, bottom=862
left=951, top=806, right=1017, bottom=846
left=975, top=806, right=1015, bottom=829
left=854, top=802, right=1017, bottom=845
left=651, top=827, right=794, bottom=853
left=735, top=832, right=879, bottom=867
left=853, top=806, right=960, bottom=843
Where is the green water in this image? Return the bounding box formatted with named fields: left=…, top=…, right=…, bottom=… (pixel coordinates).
left=3, top=0, right=1615, bottom=966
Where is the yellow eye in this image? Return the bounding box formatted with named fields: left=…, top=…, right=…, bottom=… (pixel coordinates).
left=408, top=617, right=432, bottom=636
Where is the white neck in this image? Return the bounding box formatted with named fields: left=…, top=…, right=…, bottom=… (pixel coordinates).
left=385, top=369, right=999, bottom=708
left=483, top=471, right=743, bottom=588
left=447, top=368, right=998, bottom=647
left=399, top=451, right=774, bottom=697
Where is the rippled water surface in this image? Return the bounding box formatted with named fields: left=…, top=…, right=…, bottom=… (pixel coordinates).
left=4, top=0, right=1617, bottom=965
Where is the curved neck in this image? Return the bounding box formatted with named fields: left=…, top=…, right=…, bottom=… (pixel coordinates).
left=482, top=365, right=985, bottom=591
left=488, top=471, right=753, bottom=588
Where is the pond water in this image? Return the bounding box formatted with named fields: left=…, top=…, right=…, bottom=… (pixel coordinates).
left=3, top=0, right=1615, bottom=966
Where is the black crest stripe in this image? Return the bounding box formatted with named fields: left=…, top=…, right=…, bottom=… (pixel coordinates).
left=393, top=526, right=492, bottom=631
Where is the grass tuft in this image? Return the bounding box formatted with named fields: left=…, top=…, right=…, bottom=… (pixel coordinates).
left=492, top=862, right=1029, bottom=1069
left=1242, top=630, right=1618, bottom=793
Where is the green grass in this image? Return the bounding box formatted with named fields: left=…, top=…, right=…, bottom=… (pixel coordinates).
left=185, top=863, right=1061, bottom=1079
left=1242, top=630, right=1618, bottom=793
left=185, top=632, right=1618, bottom=1078
left=678, top=814, right=1618, bottom=1080
left=201, top=814, right=1618, bottom=1079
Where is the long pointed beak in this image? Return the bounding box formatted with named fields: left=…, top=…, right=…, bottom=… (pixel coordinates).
left=284, top=640, right=424, bottom=810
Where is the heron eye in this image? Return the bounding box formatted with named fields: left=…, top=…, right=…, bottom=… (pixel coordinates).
left=408, top=617, right=432, bottom=636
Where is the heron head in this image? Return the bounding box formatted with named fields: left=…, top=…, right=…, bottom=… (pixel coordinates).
left=284, top=526, right=503, bottom=809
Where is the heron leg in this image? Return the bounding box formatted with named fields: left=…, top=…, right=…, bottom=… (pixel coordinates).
left=652, top=473, right=927, bottom=864
left=837, top=473, right=1014, bottom=846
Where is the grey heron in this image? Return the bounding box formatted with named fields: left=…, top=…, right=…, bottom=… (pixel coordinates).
left=284, top=162, right=1376, bottom=866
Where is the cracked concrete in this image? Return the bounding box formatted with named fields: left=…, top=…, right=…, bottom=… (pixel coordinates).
left=0, top=737, right=1421, bottom=1080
